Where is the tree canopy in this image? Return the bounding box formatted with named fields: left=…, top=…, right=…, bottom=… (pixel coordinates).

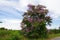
left=21, top=4, right=52, bottom=38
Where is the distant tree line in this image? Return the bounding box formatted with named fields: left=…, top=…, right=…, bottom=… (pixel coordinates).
left=0, top=21, right=2, bottom=23
left=0, top=27, right=7, bottom=30
left=48, top=28, right=60, bottom=34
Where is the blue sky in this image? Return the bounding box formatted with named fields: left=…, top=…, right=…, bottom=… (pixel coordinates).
left=0, top=0, right=60, bottom=30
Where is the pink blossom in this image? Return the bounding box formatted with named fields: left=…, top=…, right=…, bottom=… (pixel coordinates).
left=36, top=9, right=44, bottom=13
left=38, top=18, right=43, bottom=22
left=26, top=29, right=29, bottom=32
left=28, top=4, right=35, bottom=8
left=28, top=18, right=33, bottom=22
left=38, top=5, right=46, bottom=8
left=28, top=4, right=32, bottom=7
left=39, top=9, right=44, bottom=13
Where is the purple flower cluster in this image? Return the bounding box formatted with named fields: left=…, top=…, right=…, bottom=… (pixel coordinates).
left=25, top=28, right=30, bottom=32
left=39, top=9, right=44, bottom=13
left=28, top=18, right=33, bottom=22
left=28, top=4, right=35, bottom=8
left=38, top=18, right=43, bottom=22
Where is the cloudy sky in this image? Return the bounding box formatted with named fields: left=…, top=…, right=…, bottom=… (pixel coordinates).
left=0, top=0, right=60, bottom=30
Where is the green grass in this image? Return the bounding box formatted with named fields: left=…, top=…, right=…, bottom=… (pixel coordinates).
left=0, top=29, right=60, bottom=40
left=48, top=33, right=60, bottom=39
left=0, top=29, right=48, bottom=40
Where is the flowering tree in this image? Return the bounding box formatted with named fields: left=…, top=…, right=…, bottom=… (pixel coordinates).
left=21, top=4, right=52, bottom=38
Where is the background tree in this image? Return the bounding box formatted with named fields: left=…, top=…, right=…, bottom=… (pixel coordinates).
left=21, top=4, right=52, bottom=38
left=0, top=22, right=2, bottom=23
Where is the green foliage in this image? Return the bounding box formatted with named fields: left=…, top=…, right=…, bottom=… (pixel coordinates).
left=0, top=29, right=47, bottom=40
left=0, top=29, right=21, bottom=40
left=21, top=4, right=52, bottom=38
left=49, top=29, right=60, bottom=34
left=0, top=27, right=7, bottom=30
left=0, top=29, right=60, bottom=40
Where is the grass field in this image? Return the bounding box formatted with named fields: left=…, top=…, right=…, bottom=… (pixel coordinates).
left=0, top=29, right=60, bottom=40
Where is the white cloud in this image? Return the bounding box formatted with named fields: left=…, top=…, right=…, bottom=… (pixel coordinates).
left=0, top=19, right=22, bottom=30
left=47, top=25, right=60, bottom=29
left=39, top=0, right=60, bottom=19
left=5, top=0, right=19, bottom=2
left=0, top=0, right=60, bottom=15
left=0, top=0, right=26, bottom=12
